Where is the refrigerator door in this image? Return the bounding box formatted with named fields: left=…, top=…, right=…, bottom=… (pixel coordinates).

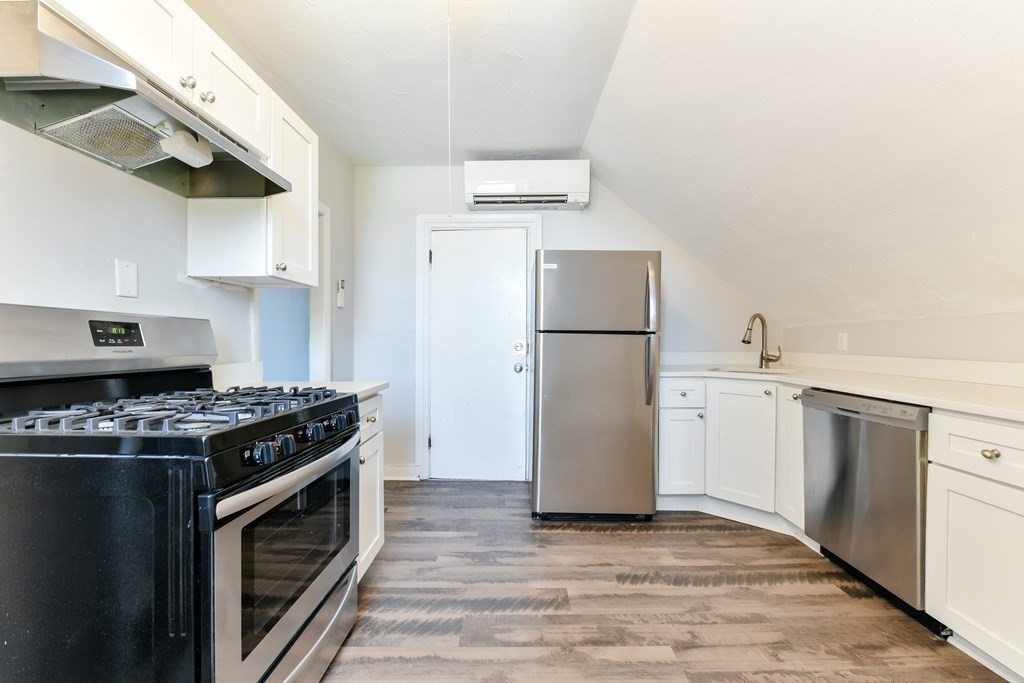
left=532, top=331, right=657, bottom=516
left=536, top=250, right=660, bottom=333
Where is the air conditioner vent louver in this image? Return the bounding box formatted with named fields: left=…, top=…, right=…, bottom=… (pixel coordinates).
left=472, top=194, right=569, bottom=206
left=465, top=160, right=590, bottom=211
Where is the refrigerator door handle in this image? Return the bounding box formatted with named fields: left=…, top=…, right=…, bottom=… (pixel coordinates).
left=644, top=335, right=654, bottom=406
left=645, top=261, right=657, bottom=332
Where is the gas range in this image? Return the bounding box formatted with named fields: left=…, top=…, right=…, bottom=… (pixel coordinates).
left=0, top=304, right=361, bottom=682
left=0, top=383, right=359, bottom=471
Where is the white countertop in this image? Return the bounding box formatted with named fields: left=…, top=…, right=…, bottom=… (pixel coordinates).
left=660, top=365, right=1024, bottom=423
left=271, top=380, right=389, bottom=402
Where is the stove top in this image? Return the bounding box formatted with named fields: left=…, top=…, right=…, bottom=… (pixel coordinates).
left=1, top=386, right=340, bottom=436
left=0, top=385, right=360, bottom=460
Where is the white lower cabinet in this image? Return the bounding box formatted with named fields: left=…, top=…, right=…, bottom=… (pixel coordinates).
left=358, top=429, right=385, bottom=581
left=705, top=379, right=777, bottom=512
left=926, top=410, right=1024, bottom=676
left=658, top=408, right=706, bottom=494
left=775, top=387, right=804, bottom=529
left=926, top=462, right=1024, bottom=674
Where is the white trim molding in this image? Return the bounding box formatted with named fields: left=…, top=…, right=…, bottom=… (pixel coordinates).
left=414, top=213, right=542, bottom=480
left=309, top=202, right=333, bottom=382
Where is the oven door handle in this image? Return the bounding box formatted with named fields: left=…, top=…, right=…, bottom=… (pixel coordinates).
left=215, top=433, right=359, bottom=520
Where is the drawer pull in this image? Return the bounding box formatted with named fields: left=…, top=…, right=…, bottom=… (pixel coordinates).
left=359, top=455, right=366, bottom=465
left=764, top=389, right=772, bottom=396
left=697, top=412, right=704, bottom=419
left=366, top=415, right=378, bottom=424
left=981, top=448, right=1002, bottom=460
left=792, top=393, right=800, bottom=400
left=679, top=391, right=687, bottom=397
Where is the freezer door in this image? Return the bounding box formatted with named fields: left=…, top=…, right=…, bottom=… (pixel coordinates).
left=536, top=250, right=660, bottom=332
left=532, top=332, right=657, bottom=516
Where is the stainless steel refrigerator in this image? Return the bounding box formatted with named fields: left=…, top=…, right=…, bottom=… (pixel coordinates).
left=532, top=249, right=661, bottom=520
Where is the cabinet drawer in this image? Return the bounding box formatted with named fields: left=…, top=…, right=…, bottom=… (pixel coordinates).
left=359, top=394, right=383, bottom=440
left=659, top=379, right=706, bottom=408
left=930, top=412, right=1024, bottom=489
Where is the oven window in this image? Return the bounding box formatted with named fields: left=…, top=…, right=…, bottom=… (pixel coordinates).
left=240, top=459, right=351, bottom=658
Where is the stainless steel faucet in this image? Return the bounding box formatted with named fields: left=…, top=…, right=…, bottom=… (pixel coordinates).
left=742, top=313, right=782, bottom=369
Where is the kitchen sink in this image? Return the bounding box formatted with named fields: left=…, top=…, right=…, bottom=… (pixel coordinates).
left=706, top=366, right=797, bottom=375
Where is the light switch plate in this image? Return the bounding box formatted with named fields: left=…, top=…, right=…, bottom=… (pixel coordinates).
left=115, top=259, right=139, bottom=298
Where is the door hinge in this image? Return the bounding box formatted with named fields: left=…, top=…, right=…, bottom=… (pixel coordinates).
left=428, top=249, right=432, bottom=265
left=428, top=436, right=432, bottom=449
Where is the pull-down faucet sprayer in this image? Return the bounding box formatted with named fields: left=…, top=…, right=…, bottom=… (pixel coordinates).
left=742, top=313, right=782, bottom=369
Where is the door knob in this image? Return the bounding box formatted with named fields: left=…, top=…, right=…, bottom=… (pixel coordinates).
left=513, top=363, right=524, bottom=373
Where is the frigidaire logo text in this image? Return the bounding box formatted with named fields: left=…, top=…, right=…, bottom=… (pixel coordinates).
left=112, top=349, right=134, bottom=354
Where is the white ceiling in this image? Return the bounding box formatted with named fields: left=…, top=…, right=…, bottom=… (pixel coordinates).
left=190, top=0, right=1024, bottom=329
left=188, top=0, right=636, bottom=165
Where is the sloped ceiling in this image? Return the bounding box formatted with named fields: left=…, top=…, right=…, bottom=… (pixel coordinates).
left=187, top=0, right=635, bottom=164
left=582, top=0, right=1024, bottom=326
left=189, top=0, right=1024, bottom=329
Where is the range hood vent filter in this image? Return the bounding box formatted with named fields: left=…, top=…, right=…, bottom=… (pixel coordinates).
left=39, top=104, right=170, bottom=171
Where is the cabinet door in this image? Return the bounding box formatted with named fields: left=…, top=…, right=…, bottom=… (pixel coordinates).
left=192, top=21, right=272, bottom=155
left=46, top=0, right=195, bottom=99
left=658, top=408, right=705, bottom=494
left=926, top=464, right=1024, bottom=673
left=268, top=95, right=319, bottom=287
left=358, top=431, right=385, bottom=581
left=705, top=380, right=776, bottom=511
left=775, top=388, right=804, bottom=528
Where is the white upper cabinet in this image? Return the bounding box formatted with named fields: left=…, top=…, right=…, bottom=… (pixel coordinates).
left=192, top=21, right=272, bottom=155
left=268, top=94, right=318, bottom=287
left=705, top=379, right=777, bottom=512
left=187, top=94, right=318, bottom=288
left=46, top=0, right=194, bottom=97
left=43, top=0, right=271, bottom=156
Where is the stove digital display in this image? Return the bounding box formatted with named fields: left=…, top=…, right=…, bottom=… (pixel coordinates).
left=89, top=320, right=144, bottom=347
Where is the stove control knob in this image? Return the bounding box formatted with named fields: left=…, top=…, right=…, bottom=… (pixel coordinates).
left=275, top=434, right=297, bottom=457
left=251, top=441, right=278, bottom=465
left=329, top=413, right=347, bottom=431
left=305, top=422, right=326, bottom=443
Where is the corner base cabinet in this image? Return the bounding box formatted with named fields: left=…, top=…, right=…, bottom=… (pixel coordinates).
left=358, top=394, right=385, bottom=580
left=775, top=387, right=804, bottom=529
left=705, top=379, right=776, bottom=512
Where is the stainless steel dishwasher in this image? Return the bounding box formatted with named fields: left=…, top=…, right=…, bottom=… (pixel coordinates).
left=802, top=388, right=930, bottom=609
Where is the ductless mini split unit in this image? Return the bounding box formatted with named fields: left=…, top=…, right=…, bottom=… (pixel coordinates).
left=465, top=159, right=590, bottom=210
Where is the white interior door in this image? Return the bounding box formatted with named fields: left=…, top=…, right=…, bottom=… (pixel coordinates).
left=428, top=227, right=529, bottom=480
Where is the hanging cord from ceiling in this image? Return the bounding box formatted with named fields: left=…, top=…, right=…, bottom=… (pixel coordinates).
left=446, top=0, right=453, bottom=216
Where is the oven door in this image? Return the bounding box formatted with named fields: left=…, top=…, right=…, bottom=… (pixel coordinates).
left=200, top=431, right=359, bottom=683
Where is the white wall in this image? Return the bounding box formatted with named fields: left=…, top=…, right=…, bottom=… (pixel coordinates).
left=353, top=165, right=760, bottom=477
left=318, top=139, right=356, bottom=380
left=0, top=121, right=254, bottom=364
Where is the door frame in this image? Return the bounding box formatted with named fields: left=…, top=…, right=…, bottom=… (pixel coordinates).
left=414, top=213, right=542, bottom=480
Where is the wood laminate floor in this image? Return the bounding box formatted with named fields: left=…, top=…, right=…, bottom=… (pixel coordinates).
left=323, top=481, right=1000, bottom=682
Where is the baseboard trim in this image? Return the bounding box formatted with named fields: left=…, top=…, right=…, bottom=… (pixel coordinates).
left=948, top=634, right=1024, bottom=683
left=383, top=464, right=422, bottom=481
left=656, top=494, right=819, bottom=553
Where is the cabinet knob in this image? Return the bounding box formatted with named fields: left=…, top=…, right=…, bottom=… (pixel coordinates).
left=200, top=90, right=217, bottom=103
left=792, top=393, right=800, bottom=400
left=359, top=455, right=366, bottom=465
left=179, top=75, right=196, bottom=89
left=981, top=448, right=1002, bottom=460
left=764, top=389, right=772, bottom=396
left=697, top=412, right=704, bottom=419
left=367, top=415, right=377, bottom=424
left=679, top=391, right=687, bottom=397
left=275, top=262, right=288, bottom=271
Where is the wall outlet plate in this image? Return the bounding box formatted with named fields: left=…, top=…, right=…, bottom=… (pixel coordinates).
left=837, top=332, right=848, bottom=351
left=115, top=259, right=139, bottom=298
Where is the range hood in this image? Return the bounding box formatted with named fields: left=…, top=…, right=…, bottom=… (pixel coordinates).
left=0, top=1, right=290, bottom=197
